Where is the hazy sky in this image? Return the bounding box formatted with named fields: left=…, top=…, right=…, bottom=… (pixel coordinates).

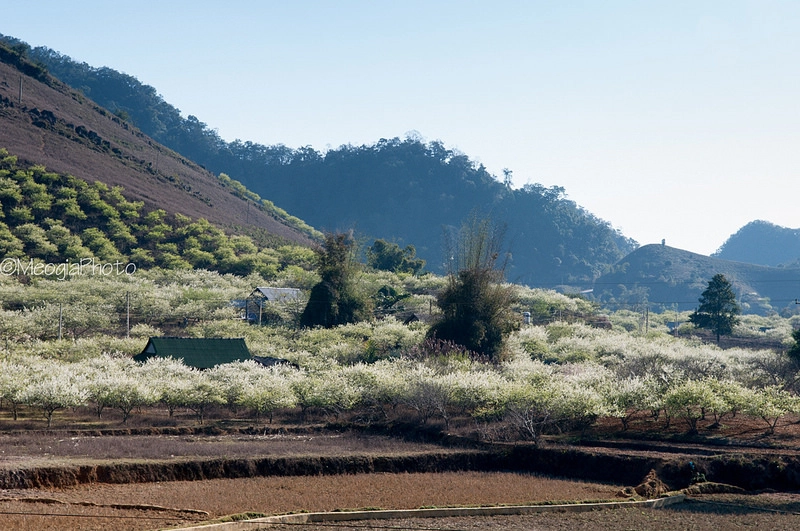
left=4, top=1, right=799, bottom=255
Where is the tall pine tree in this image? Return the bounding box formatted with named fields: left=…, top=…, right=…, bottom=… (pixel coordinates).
left=689, top=273, right=741, bottom=343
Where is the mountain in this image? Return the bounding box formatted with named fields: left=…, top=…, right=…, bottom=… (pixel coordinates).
left=593, top=243, right=800, bottom=315
left=713, top=220, right=800, bottom=267
left=8, top=36, right=636, bottom=286
left=223, top=139, right=637, bottom=286
left=0, top=40, right=316, bottom=250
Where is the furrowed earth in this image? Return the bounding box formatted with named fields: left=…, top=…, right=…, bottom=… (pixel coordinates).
left=1, top=408, right=800, bottom=530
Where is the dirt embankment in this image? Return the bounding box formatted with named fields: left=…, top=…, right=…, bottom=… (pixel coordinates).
left=2, top=424, right=800, bottom=492
left=0, top=452, right=499, bottom=490
left=505, top=444, right=800, bottom=492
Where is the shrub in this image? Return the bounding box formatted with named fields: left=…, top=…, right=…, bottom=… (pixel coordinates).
left=300, top=232, right=373, bottom=328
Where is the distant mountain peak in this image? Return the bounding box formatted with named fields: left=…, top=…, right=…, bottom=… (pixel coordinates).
left=594, top=241, right=800, bottom=315
left=714, top=220, right=800, bottom=267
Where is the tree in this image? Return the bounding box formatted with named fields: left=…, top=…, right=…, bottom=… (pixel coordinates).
left=426, top=216, right=518, bottom=361
left=689, top=274, right=741, bottom=343
left=0, top=359, right=31, bottom=421
left=501, top=379, right=605, bottom=446
left=367, top=239, right=425, bottom=275
left=663, top=379, right=722, bottom=434
left=300, top=232, right=372, bottom=328
left=107, top=375, right=158, bottom=424
left=788, top=329, right=800, bottom=362
left=237, top=366, right=297, bottom=423
left=178, top=371, right=225, bottom=424
left=744, top=385, right=800, bottom=435
left=19, top=362, right=88, bottom=428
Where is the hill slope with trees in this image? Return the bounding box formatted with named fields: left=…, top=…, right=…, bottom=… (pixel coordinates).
left=0, top=149, right=316, bottom=277
left=713, top=220, right=800, bottom=267
left=0, top=39, right=317, bottom=250
left=6, top=36, right=636, bottom=286
left=593, top=243, right=800, bottom=315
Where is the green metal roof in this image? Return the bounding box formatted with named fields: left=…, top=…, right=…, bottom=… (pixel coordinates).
left=133, top=337, right=252, bottom=369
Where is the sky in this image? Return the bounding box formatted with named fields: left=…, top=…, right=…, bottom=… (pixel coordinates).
left=3, top=1, right=799, bottom=256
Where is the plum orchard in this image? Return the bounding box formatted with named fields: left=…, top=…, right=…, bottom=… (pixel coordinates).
left=1, top=264, right=799, bottom=438
left=1, top=321, right=800, bottom=437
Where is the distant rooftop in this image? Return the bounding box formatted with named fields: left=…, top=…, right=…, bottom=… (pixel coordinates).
left=250, top=287, right=302, bottom=301
left=133, top=337, right=252, bottom=369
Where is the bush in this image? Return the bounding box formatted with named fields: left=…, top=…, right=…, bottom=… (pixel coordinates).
left=300, top=232, right=373, bottom=328
left=427, top=216, right=518, bottom=361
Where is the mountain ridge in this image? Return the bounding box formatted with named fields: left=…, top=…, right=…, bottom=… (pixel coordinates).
left=5, top=33, right=797, bottom=313
left=713, top=220, right=800, bottom=267
left=593, top=243, right=800, bottom=315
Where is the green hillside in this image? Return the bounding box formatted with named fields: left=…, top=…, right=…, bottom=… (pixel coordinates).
left=0, top=39, right=318, bottom=252
left=0, top=150, right=315, bottom=277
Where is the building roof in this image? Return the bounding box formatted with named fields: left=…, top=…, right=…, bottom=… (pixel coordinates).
left=133, top=337, right=252, bottom=369
left=250, top=287, right=301, bottom=301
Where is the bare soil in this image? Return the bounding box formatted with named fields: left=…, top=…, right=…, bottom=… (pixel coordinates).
left=0, top=471, right=621, bottom=530
left=285, top=492, right=800, bottom=531
left=1, top=409, right=800, bottom=529
left=1, top=474, right=799, bottom=530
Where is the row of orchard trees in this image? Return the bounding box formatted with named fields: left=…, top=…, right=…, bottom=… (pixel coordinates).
left=0, top=149, right=318, bottom=277
left=2, top=328, right=799, bottom=439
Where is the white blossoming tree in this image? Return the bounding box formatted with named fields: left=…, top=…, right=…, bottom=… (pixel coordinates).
left=19, top=361, right=88, bottom=427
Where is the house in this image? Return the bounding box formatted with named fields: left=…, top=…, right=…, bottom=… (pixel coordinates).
left=250, top=287, right=302, bottom=302
left=133, top=337, right=253, bottom=369
left=245, top=287, right=302, bottom=323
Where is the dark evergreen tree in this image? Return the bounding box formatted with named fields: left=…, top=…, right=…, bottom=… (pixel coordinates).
left=689, top=274, right=741, bottom=343
left=300, top=232, right=372, bottom=328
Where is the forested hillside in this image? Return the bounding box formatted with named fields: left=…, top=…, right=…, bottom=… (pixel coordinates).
left=9, top=37, right=637, bottom=286
left=222, top=138, right=636, bottom=286
left=713, top=220, right=800, bottom=267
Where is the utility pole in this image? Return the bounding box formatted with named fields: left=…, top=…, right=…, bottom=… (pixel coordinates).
left=126, top=291, right=131, bottom=338
left=18, top=76, right=22, bottom=105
